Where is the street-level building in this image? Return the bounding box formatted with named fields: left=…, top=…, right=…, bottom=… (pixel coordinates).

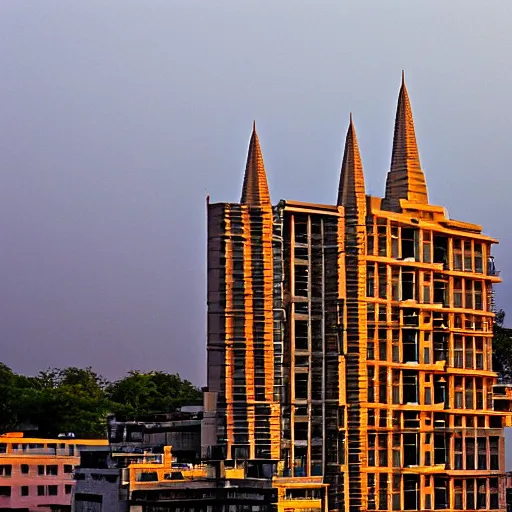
left=0, top=432, right=107, bottom=512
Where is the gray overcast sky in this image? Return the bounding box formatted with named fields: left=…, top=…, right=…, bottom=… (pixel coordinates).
left=0, top=1, right=511, bottom=385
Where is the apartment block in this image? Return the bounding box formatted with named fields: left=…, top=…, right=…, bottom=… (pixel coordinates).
left=206, top=75, right=510, bottom=511
left=0, top=432, right=107, bottom=512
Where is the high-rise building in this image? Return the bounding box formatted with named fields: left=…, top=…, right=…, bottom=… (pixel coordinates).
left=206, top=75, right=509, bottom=511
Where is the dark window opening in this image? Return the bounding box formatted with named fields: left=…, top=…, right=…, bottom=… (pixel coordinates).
left=403, top=474, right=419, bottom=510
left=433, top=236, right=448, bottom=266
left=294, top=265, right=309, bottom=297
left=402, top=269, right=415, bottom=300
left=403, top=330, right=418, bottom=362
left=434, top=434, right=446, bottom=465
left=294, top=320, right=308, bottom=350
left=403, top=371, right=418, bottom=404
left=401, top=228, right=417, bottom=260
left=433, top=478, right=448, bottom=509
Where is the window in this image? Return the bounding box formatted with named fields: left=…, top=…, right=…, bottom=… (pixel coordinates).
left=378, top=473, right=389, bottom=509
left=490, top=437, right=499, bottom=470
left=391, top=226, right=399, bottom=258
left=474, top=281, right=483, bottom=310
left=48, top=485, right=58, bottom=496
left=379, top=330, right=388, bottom=361
left=294, top=374, right=308, bottom=400
left=294, top=219, right=308, bottom=244
left=477, top=437, right=487, bottom=470
left=453, top=278, right=463, bottom=308
left=475, top=337, right=484, bottom=369
left=392, top=371, right=400, bottom=405
left=423, top=231, right=432, bottom=263
left=466, top=438, right=475, bottom=470
left=368, top=433, right=376, bottom=466
left=392, top=268, right=400, bottom=301
left=294, top=265, right=309, bottom=297
left=38, top=465, right=44, bottom=476
left=37, top=485, right=45, bottom=496
left=466, top=480, right=475, bottom=510
left=466, top=379, right=474, bottom=409
left=465, top=337, right=474, bottom=368
left=46, top=465, right=58, bottom=476
left=402, top=228, right=417, bottom=259
left=455, top=391, right=463, bottom=409
left=453, top=240, right=463, bottom=270
left=378, top=265, right=387, bottom=299
left=64, top=464, right=73, bottom=474
left=475, top=244, right=483, bottom=273
left=367, top=265, right=375, bottom=297
left=392, top=449, right=401, bottom=467
left=367, top=225, right=375, bottom=255
left=0, top=486, right=11, bottom=497
left=454, top=480, right=463, bottom=510
left=379, top=367, right=388, bottom=404
left=490, top=478, right=499, bottom=510
left=378, top=225, right=387, bottom=257
left=465, top=280, right=474, bottom=310
left=401, top=269, right=415, bottom=300
left=295, top=320, right=308, bottom=351
left=477, top=479, right=486, bottom=509
left=0, top=465, right=11, bottom=477
left=454, top=337, right=463, bottom=368
left=464, top=242, right=473, bottom=272
left=21, top=464, right=29, bottom=474
left=65, top=484, right=73, bottom=495
left=454, top=437, right=462, bottom=469
left=21, top=486, right=29, bottom=496
left=368, top=366, right=375, bottom=403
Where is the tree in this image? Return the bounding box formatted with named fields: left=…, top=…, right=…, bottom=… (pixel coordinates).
left=27, top=367, right=112, bottom=438
left=106, top=371, right=201, bottom=419
left=492, top=310, right=512, bottom=381
left=0, top=365, right=202, bottom=437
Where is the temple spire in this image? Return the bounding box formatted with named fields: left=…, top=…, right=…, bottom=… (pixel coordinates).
left=240, top=122, right=271, bottom=207
left=337, top=114, right=366, bottom=219
left=383, top=74, right=428, bottom=209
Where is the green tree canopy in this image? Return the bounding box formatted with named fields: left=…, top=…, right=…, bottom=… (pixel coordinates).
left=106, top=371, right=201, bottom=419
left=493, top=310, right=512, bottom=381
left=0, top=365, right=201, bottom=438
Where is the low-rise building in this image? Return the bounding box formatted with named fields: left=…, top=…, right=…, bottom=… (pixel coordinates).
left=107, top=409, right=202, bottom=464
left=0, top=432, right=108, bottom=512
left=73, top=444, right=328, bottom=512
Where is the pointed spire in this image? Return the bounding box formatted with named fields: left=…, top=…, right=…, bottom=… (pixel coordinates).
left=337, top=114, right=366, bottom=219
left=383, top=74, right=428, bottom=209
left=240, top=122, right=271, bottom=207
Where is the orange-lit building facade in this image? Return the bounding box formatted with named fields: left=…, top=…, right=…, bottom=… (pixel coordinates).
left=206, top=77, right=509, bottom=512
left=0, top=433, right=108, bottom=512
